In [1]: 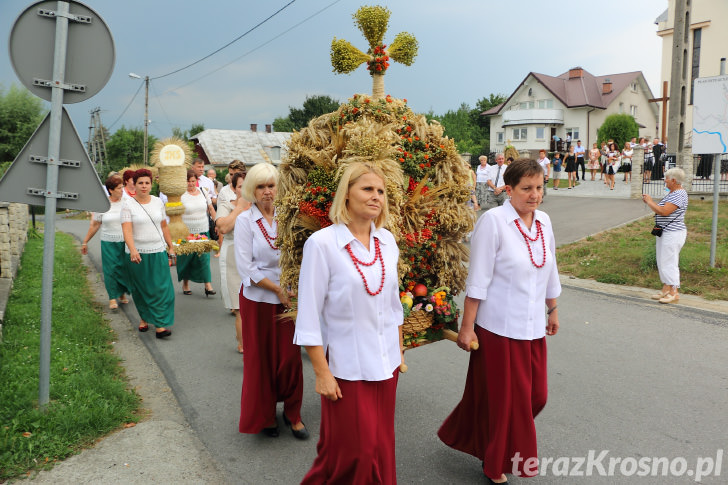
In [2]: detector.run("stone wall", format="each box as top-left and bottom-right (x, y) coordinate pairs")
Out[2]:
(0, 203), (28, 279)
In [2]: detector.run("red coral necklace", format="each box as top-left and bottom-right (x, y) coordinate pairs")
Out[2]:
(514, 219), (546, 268)
(256, 219), (278, 250)
(345, 237), (385, 296)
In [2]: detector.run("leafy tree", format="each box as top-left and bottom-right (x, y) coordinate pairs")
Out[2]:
(188, 123), (205, 138)
(428, 93), (506, 164)
(0, 84), (46, 164)
(273, 95), (341, 132)
(597, 113), (639, 148)
(104, 126), (158, 175)
(171, 126), (187, 140)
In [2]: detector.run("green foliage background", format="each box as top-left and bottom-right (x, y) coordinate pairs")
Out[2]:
(597, 113), (639, 148)
(0, 84), (46, 165)
(273, 95), (342, 132)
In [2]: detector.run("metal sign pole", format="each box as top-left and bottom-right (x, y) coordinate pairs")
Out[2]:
(710, 155), (720, 268)
(39, 1), (71, 408)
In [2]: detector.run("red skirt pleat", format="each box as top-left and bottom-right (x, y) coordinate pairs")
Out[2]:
(437, 326), (547, 479)
(301, 370), (399, 485)
(239, 293), (303, 433)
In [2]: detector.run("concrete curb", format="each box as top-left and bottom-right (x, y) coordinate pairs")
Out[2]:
(560, 274), (728, 320)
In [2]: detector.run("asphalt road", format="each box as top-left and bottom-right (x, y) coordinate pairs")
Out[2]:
(56, 196), (728, 484)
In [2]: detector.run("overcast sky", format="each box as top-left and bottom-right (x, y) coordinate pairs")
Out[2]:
(1, 0), (667, 141)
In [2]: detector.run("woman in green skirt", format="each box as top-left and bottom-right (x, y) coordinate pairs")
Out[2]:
(177, 170), (217, 296)
(121, 168), (176, 338)
(81, 174), (130, 310)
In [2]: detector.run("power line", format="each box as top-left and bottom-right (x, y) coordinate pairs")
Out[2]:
(108, 80), (144, 130)
(150, 0), (297, 81)
(161, 0), (344, 95)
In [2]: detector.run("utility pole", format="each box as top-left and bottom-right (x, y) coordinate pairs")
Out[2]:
(667, 0), (691, 167)
(129, 73), (150, 165)
(87, 107), (107, 171)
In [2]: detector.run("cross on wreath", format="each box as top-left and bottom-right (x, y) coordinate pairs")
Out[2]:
(330, 5), (419, 100)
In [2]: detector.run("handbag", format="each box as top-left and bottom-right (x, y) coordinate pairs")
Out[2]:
(650, 211), (680, 237)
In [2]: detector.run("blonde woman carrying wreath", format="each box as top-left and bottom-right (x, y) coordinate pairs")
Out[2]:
(234, 163), (307, 440)
(295, 162), (404, 484)
(439, 159), (561, 484)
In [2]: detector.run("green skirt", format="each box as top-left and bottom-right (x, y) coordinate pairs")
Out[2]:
(176, 231), (212, 283)
(126, 251), (175, 328)
(100, 240), (131, 300)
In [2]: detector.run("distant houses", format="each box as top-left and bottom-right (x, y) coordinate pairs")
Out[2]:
(482, 67), (658, 154)
(190, 124), (292, 168)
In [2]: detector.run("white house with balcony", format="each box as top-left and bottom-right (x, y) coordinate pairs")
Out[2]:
(483, 67), (658, 154)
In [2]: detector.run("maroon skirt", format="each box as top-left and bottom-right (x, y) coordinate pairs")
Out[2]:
(238, 293), (303, 433)
(438, 326), (547, 479)
(301, 370), (399, 485)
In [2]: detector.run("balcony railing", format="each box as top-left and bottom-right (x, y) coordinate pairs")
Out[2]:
(502, 108), (564, 126)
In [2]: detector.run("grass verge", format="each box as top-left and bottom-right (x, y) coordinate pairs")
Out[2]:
(0, 232), (141, 480)
(557, 200), (728, 300)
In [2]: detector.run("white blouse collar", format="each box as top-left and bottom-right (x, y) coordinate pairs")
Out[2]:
(334, 222), (389, 249)
(500, 199), (547, 227)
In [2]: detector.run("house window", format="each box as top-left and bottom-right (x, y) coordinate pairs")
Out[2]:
(497, 132), (504, 144)
(566, 128), (579, 140)
(536, 127), (545, 140)
(537, 99), (554, 109)
(690, 28), (702, 105)
(630, 105), (638, 117)
(512, 128), (527, 140)
(619, 102), (624, 113)
(519, 101), (534, 110)
(630, 81), (638, 92)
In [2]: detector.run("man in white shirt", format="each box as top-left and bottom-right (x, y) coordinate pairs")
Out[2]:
(484, 153), (507, 210)
(537, 149), (551, 198)
(193, 158), (217, 205)
(573, 140), (586, 181)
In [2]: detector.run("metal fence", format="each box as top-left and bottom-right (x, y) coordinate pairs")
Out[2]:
(641, 153), (728, 197)
(690, 153), (728, 193)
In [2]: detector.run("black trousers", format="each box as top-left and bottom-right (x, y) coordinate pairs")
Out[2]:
(575, 157), (585, 179)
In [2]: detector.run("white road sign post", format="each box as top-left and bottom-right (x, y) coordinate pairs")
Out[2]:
(1, 0), (115, 408)
(692, 75), (728, 268)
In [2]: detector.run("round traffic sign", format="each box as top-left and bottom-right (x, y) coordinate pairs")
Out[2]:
(8, 0), (115, 103)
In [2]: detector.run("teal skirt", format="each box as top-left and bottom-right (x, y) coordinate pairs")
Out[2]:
(125, 251), (175, 328)
(175, 231), (212, 283)
(100, 240), (131, 300)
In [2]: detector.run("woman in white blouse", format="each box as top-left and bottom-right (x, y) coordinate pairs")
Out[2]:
(81, 174), (131, 310)
(121, 169), (176, 338)
(177, 170), (217, 296)
(605, 142), (621, 190)
(215, 170), (251, 354)
(438, 159), (561, 484)
(234, 163), (307, 440)
(295, 162), (404, 484)
(621, 141), (633, 184)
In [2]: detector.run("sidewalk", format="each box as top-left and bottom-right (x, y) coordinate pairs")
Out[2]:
(547, 175), (634, 199)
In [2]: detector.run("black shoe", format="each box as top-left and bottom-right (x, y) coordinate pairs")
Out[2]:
(205, 288), (217, 297)
(155, 329), (172, 339)
(261, 426), (279, 438)
(283, 414), (310, 440)
(182, 290), (192, 295)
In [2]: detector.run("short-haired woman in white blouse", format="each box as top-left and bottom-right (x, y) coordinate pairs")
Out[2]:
(121, 169), (176, 338)
(177, 169), (217, 296)
(438, 158), (561, 484)
(641, 167), (689, 304)
(81, 174), (131, 310)
(234, 163), (306, 439)
(295, 162), (404, 484)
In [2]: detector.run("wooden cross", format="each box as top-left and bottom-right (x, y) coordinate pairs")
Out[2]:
(330, 5), (418, 100)
(648, 81), (670, 141)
